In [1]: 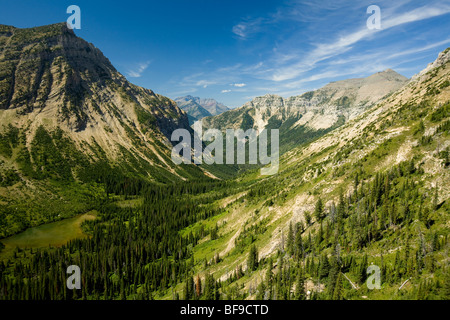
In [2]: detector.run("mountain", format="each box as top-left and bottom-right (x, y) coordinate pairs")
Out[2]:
(202, 70), (408, 153)
(0, 23), (208, 236)
(175, 95), (229, 124)
(185, 48), (449, 299)
(0, 22), (448, 301)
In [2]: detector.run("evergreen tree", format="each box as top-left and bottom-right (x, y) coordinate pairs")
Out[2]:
(318, 255), (330, 279)
(184, 276), (194, 300)
(294, 229), (303, 261)
(195, 275), (202, 298)
(247, 245), (259, 272)
(265, 259), (273, 300)
(295, 267), (306, 300)
(443, 267), (450, 300)
(204, 273), (215, 300)
(287, 222), (294, 256)
(433, 184), (439, 210)
(314, 198), (324, 222)
(332, 272), (344, 300)
(256, 281), (266, 300)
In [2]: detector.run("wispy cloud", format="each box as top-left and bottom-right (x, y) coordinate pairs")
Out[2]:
(383, 4), (450, 28)
(386, 38), (450, 59)
(232, 17), (265, 39)
(196, 80), (216, 88)
(127, 61), (151, 78)
(164, 0), (450, 108)
(270, 3), (450, 82)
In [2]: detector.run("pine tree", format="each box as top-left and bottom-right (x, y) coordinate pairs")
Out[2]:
(287, 222), (294, 256)
(314, 198), (324, 222)
(204, 273), (215, 300)
(247, 245), (259, 272)
(265, 259), (273, 300)
(304, 211), (312, 226)
(184, 276), (194, 300)
(443, 267), (450, 300)
(327, 260), (339, 298)
(295, 267), (306, 300)
(433, 184), (439, 210)
(356, 254), (368, 284)
(256, 281), (266, 300)
(294, 229), (303, 261)
(318, 255), (330, 279)
(332, 272), (344, 300)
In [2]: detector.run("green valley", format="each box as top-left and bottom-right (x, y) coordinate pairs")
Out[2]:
(0, 22), (449, 302)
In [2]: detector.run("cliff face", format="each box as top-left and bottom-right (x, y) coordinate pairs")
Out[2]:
(200, 69), (408, 157)
(203, 69), (408, 133)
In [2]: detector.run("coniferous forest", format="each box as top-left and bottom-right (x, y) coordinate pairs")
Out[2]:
(0, 9), (449, 303)
(1, 157), (449, 300)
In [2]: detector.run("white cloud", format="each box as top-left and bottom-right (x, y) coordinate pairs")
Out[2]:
(232, 83), (246, 87)
(383, 5), (450, 29)
(386, 38), (450, 60)
(127, 61), (150, 78)
(232, 18), (265, 39)
(196, 80), (216, 88)
(269, 4), (450, 82)
(221, 89), (232, 93)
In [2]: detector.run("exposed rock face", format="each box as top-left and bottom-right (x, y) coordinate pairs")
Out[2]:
(0, 23), (202, 182)
(412, 48), (450, 81)
(202, 70), (408, 151)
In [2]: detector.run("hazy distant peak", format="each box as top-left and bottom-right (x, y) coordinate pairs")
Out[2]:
(174, 95), (229, 123)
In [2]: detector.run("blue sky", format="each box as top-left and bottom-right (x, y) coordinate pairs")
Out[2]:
(1, 0), (450, 108)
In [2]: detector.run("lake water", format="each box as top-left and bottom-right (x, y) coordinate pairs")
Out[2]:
(0, 211), (96, 259)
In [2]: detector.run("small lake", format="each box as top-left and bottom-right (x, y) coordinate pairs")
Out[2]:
(0, 211), (96, 259)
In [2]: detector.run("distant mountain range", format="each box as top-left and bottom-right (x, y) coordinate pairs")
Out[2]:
(202, 69), (408, 160)
(174, 95), (229, 124)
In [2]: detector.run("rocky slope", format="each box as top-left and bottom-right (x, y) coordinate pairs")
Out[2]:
(183, 48), (449, 299)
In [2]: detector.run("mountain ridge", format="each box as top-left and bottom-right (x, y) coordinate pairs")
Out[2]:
(200, 68), (408, 176)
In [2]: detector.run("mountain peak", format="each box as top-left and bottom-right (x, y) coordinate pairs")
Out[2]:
(413, 47), (450, 80)
(0, 22), (75, 37)
(381, 68), (402, 76)
(175, 96), (229, 123)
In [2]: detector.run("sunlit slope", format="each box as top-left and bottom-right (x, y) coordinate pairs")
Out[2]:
(182, 48), (449, 299)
